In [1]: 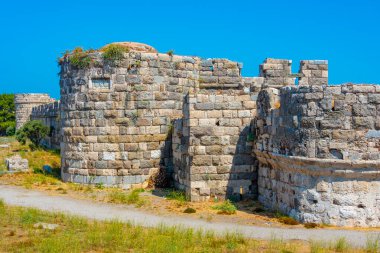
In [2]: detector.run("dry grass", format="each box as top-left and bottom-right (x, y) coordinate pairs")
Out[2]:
(0, 200), (373, 253)
(0, 136), (60, 174)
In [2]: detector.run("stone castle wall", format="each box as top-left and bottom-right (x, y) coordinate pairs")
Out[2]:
(254, 67), (380, 226)
(14, 42), (380, 227)
(59, 52), (190, 187)
(14, 94), (55, 129)
(30, 101), (61, 149)
(173, 90), (258, 201)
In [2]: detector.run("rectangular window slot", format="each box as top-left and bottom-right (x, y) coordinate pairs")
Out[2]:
(92, 78), (111, 89)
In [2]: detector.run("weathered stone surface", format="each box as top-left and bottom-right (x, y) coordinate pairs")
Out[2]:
(16, 45), (380, 227)
(33, 222), (59, 230)
(5, 155), (29, 172)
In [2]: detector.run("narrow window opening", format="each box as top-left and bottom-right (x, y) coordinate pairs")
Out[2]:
(92, 78), (111, 89)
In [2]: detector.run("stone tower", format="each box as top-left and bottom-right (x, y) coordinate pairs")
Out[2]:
(14, 94), (55, 129)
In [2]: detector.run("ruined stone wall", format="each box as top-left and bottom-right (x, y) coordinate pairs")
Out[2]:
(59, 51), (197, 187)
(172, 59), (261, 200)
(255, 83), (380, 160)
(59, 45), (267, 203)
(254, 63), (380, 226)
(14, 94), (55, 129)
(185, 91), (258, 201)
(30, 101), (61, 149)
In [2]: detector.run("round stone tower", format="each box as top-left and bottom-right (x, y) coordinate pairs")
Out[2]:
(59, 42), (186, 187)
(14, 94), (55, 129)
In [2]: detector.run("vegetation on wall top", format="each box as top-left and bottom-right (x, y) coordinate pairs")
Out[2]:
(101, 44), (129, 62)
(58, 44), (130, 69)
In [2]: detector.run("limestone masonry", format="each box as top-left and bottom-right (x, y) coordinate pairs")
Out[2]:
(14, 42), (380, 227)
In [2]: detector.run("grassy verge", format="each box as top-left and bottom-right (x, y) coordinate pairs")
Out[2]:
(107, 188), (146, 207)
(0, 136), (60, 175)
(0, 200), (376, 253)
(212, 200), (237, 215)
(165, 189), (188, 207)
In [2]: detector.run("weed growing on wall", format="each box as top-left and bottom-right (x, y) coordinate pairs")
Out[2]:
(68, 47), (92, 69)
(102, 44), (129, 63)
(166, 50), (174, 56)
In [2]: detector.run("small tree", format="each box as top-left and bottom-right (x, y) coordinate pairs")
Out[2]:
(0, 93), (15, 136)
(16, 120), (49, 149)
(5, 124), (15, 136)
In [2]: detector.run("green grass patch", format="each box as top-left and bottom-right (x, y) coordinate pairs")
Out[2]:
(165, 189), (187, 201)
(165, 189), (188, 207)
(334, 237), (350, 252)
(0, 202), (253, 253)
(0, 201), (370, 252)
(366, 235), (380, 253)
(107, 188), (145, 207)
(211, 200), (237, 215)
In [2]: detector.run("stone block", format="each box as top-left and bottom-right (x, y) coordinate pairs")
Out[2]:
(5, 155), (29, 172)
(352, 85), (375, 93)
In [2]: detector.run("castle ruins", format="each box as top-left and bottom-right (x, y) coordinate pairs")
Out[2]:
(14, 42), (380, 227)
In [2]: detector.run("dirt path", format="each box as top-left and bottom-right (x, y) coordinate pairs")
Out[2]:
(0, 185), (379, 247)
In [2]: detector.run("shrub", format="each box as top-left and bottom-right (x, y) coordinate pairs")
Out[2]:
(5, 124), (15, 136)
(212, 200), (237, 215)
(68, 47), (92, 69)
(0, 93), (15, 136)
(166, 50), (174, 56)
(183, 207), (196, 214)
(15, 120), (49, 148)
(102, 44), (129, 63)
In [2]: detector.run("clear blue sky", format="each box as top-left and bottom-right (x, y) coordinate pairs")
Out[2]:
(0, 0), (379, 98)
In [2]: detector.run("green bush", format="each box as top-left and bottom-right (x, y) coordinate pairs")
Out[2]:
(0, 93), (15, 136)
(5, 124), (15, 136)
(68, 47), (92, 69)
(102, 44), (129, 63)
(15, 120), (49, 149)
(212, 200), (237, 215)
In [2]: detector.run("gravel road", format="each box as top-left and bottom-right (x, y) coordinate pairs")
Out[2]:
(0, 184), (379, 247)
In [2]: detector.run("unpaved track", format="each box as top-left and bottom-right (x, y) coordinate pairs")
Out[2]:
(0, 185), (378, 247)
